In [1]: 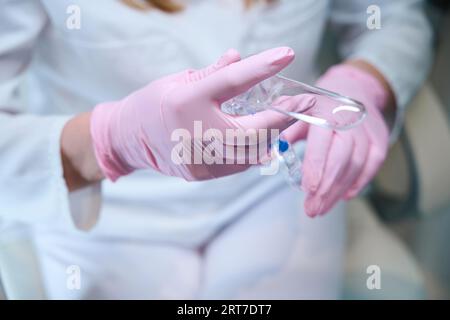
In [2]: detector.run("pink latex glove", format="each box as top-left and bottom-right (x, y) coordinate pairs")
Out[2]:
(90, 47), (316, 181)
(284, 64), (390, 217)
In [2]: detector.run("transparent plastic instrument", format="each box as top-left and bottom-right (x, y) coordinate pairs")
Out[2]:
(271, 138), (304, 186)
(221, 74), (367, 186)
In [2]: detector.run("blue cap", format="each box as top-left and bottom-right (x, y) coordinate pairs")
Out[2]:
(278, 139), (289, 153)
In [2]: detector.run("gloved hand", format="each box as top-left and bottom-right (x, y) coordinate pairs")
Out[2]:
(284, 64), (390, 217)
(90, 47), (316, 181)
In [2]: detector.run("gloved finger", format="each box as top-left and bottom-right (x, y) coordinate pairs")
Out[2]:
(189, 48), (241, 81)
(304, 133), (354, 217)
(345, 115), (389, 198)
(280, 120), (309, 144)
(232, 94), (316, 133)
(274, 95), (310, 143)
(340, 130), (371, 200)
(344, 145), (386, 199)
(197, 47), (295, 103)
(361, 103), (390, 146)
(345, 141), (387, 199)
(315, 129), (369, 213)
(301, 125), (333, 193)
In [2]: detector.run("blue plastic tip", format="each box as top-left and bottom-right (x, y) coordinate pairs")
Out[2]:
(278, 139), (289, 153)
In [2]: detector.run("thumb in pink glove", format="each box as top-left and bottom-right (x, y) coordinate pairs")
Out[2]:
(90, 47), (316, 181)
(283, 64), (390, 217)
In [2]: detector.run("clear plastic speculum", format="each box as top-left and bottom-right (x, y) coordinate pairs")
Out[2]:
(221, 74), (367, 187)
(221, 74), (366, 130)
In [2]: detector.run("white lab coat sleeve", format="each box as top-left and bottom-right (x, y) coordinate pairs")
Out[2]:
(0, 0), (100, 230)
(330, 0), (434, 141)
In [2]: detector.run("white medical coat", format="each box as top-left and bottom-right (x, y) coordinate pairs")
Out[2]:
(0, 0), (432, 299)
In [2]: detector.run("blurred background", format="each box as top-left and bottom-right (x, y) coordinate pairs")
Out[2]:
(340, 0), (450, 299)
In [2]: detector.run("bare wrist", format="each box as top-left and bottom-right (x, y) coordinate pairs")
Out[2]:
(61, 112), (104, 191)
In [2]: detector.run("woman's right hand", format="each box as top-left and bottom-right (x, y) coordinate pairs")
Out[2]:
(88, 47), (315, 182)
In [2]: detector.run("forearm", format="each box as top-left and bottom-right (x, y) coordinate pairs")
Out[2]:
(61, 112), (104, 191)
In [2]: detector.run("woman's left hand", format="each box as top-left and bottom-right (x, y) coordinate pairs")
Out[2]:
(283, 64), (390, 217)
